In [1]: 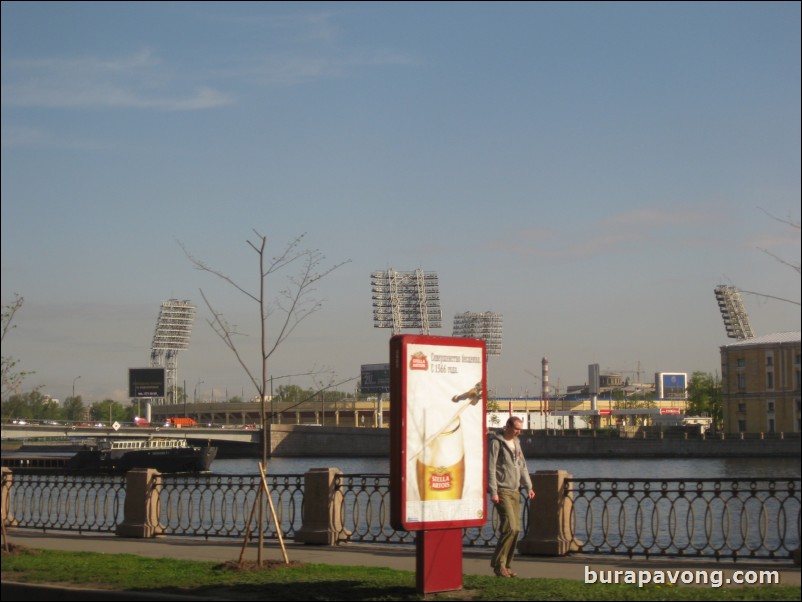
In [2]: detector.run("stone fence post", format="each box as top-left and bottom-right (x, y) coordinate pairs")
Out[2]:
(518, 470), (577, 556)
(1, 467), (18, 528)
(295, 467), (350, 545)
(115, 469), (164, 538)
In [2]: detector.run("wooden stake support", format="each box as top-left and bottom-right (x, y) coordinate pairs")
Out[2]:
(237, 462), (290, 565)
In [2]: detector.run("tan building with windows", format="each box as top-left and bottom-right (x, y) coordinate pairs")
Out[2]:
(720, 331), (801, 434)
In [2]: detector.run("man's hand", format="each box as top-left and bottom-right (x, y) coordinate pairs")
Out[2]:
(491, 494), (499, 503)
(527, 490), (536, 500)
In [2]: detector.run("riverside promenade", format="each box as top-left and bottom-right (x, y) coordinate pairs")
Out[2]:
(2, 529), (799, 600)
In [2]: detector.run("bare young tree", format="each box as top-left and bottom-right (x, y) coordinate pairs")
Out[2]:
(183, 231), (349, 456)
(182, 231), (349, 564)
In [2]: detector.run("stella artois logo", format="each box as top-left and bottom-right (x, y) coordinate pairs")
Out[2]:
(429, 466), (452, 490)
(409, 351), (428, 370)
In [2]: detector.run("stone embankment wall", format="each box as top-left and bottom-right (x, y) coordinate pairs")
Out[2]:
(267, 425), (800, 458)
(518, 431), (800, 458)
(270, 424), (390, 457)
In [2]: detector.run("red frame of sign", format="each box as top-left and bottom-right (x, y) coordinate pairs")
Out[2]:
(390, 334), (487, 531)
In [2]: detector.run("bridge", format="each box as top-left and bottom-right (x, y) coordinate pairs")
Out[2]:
(2, 423), (389, 458)
(1, 423), (261, 444)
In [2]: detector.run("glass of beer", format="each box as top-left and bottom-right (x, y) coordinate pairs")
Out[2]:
(415, 417), (465, 501)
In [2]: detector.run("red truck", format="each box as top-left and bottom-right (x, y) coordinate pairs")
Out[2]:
(165, 417), (198, 428)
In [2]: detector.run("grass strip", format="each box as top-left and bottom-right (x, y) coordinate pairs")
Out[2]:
(1, 547), (799, 601)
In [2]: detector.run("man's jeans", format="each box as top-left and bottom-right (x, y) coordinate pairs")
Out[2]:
(491, 488), (521, 570)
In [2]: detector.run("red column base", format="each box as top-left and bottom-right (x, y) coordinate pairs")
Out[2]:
(416, 528), (463, 594)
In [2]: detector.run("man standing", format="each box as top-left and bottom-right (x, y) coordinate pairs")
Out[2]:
(487, 416), (535, 577)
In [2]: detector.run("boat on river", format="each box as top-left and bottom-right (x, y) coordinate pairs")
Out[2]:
(66, 438), (217, 473)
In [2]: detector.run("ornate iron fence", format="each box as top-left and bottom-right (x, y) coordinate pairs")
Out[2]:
(331, 474), (524, 547)
(156, 473), (304, 539)
(334, 474), (410, 544)
(564, 478), (801, 560)
(3, 472), (126, 533)
(3, 470), (799, 561)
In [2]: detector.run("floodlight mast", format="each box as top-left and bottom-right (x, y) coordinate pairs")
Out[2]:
(714, 286), (754, 340)
(150, 299), (196, 405)
(452, 311), (503, 358)
(371, 269), (442, 334)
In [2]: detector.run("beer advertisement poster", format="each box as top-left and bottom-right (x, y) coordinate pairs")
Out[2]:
(390, 335), (487, 531)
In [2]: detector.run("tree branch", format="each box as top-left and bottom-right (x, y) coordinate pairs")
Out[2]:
(179, 241), (260, 304)
(199, 289), (262, 395)
(268, 375), (359, 419)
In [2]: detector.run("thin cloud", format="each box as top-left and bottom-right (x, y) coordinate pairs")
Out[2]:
(201, 9), (344, 43)
(1, 49), (234, 111)
(481, 227), (617, 261)
(484, 205), (726, 261)
(199, 8), (417, 86)
(0, 123), (109, 150)
(244, 50), (418, 86)
(600, 206), (722, 229)
(749, 229), (802, 248)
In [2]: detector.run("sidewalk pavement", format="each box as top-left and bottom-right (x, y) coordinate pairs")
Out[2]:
(3, 529), (800, 596)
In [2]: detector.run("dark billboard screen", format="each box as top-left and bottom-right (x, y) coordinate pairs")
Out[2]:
(361, 363), (390, 394)
(129, 368), (166, 398)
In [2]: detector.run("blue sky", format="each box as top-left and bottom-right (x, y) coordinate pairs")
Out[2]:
(2, 2), (800, 403)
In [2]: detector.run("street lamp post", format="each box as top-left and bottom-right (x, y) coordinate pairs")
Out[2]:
(193, 380), (204, 424)
(525, 370), (543, 412)
(72, 375), (81, 399)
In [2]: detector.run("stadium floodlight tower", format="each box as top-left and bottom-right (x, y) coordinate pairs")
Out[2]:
(150, 299), (196, 404)
(371, 269), (442, 334)
(452, 311), (503, 359)
(714, 285), (754, 340)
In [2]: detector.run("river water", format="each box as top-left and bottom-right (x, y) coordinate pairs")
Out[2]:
(213, 456), (801, 479)
(6, 447), (798, 479)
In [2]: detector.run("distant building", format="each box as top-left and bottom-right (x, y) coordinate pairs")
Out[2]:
(565, 375), (656, 400)
(720, 331), (801, 434)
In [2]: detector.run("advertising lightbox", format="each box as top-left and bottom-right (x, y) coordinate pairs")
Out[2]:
(390, 335), (487, 531)
(656, 372), (688, 400)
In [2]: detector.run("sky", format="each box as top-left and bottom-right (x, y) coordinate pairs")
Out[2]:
(2, 2), (800, 404)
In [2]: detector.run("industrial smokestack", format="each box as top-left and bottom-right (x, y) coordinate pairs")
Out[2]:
(542, 356), (549, 413)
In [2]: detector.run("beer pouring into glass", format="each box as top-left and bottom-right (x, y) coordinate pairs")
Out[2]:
(413, 383), (482, 501)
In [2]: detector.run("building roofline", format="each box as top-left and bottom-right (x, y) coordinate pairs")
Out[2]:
(720, 331), (800, 349)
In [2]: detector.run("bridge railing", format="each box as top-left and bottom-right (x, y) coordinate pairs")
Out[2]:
(2, 467), (799, 561)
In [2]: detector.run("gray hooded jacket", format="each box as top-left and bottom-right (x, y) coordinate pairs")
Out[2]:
(487, 431), (533, 497)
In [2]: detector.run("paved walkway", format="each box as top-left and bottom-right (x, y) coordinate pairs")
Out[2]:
(2, 529), (799, 598)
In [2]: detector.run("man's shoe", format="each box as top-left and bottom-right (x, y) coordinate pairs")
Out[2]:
(494, 566), (511, 578)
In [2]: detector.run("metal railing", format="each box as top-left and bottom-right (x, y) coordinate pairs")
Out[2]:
(335, 474), (410, 544)
(331, 474), (529, 547)
(3, 473), (126, 533)
(156, 473), (304, 539)
(564, 478), (801, 560)
(3, 470), (799, 560)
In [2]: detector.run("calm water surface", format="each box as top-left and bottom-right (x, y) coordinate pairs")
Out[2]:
(213, 456), (801, 479)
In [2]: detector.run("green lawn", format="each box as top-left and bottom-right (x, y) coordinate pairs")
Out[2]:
(1, 547), (799, 601)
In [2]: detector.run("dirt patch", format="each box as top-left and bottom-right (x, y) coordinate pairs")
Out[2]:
(434, 589), (480, 600)
(0, 542), (34, 557)
(214, 559), (304, 572)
